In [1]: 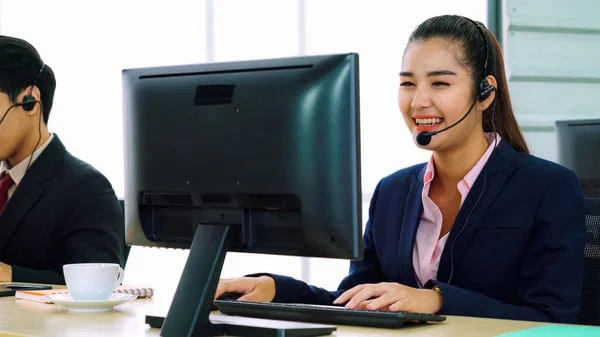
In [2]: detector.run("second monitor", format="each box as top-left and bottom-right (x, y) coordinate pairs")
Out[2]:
(122, 53), (362, 336)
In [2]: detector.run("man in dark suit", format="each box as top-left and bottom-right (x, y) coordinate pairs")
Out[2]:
(0, 35), (124, 284)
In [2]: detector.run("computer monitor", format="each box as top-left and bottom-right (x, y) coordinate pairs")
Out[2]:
(122, 53), (362, 337)
(556, 119), (600, 198)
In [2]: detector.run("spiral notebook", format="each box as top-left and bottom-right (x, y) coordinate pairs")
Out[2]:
(15, 285), (154, 303)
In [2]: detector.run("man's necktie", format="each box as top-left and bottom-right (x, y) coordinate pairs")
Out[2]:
(0, 173), (15, 213)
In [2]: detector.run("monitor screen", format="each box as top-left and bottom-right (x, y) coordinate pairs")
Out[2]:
(123, 53), (362, 260)
(122, 53), (362, 335)
(556, 119), (600, 197)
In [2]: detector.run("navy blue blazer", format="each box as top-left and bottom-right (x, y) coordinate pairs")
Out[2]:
(266, 139), (585, 323)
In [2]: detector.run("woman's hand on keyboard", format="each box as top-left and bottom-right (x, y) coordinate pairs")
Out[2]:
(214, 276), (276, 302)
(332, 282), (443, 314)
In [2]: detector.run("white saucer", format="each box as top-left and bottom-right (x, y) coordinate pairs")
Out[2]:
(48, 293), (137, 313)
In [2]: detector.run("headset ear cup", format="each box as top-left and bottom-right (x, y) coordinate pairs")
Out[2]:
(21, 95), (36, 111)
(479, 79), (495, 101)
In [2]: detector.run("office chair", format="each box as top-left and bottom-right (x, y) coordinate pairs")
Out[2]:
(578, 197), (600, 326)
(118, 199), (132, 268)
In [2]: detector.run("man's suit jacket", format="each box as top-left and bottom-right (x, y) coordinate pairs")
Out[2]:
(0, 135), (124, 284)
(266, 139), (586, 324)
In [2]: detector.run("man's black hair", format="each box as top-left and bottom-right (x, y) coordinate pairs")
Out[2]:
(0, 35), (56, 124)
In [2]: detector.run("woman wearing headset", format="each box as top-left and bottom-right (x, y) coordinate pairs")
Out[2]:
(215, 15), (585, 323)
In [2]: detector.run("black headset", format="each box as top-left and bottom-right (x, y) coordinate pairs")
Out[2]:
(15, 62), (45, 111)
(0, 61), (47, 175)
(0, 62), (44, 126)
(445, 19), (498, 286)
(466, 18), (495, 102)
(415, 19), (497, 147)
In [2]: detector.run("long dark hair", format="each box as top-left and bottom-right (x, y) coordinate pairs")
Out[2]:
(408, 15), (530, 154)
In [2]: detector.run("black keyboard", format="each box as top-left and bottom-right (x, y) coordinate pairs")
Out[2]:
(214, 300), (446, 329)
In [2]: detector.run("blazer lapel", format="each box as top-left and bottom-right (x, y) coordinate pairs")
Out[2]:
(397, 166), (426, 288)
(437, 140), (516, 283)
(0, 136), (65, 251)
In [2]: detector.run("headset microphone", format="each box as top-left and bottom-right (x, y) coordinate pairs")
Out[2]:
(416, 130), (434, 147)
(416, 98), (478, 146)
(415, 80), (495, 146)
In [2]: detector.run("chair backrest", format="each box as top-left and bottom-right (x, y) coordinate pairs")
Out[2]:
(118, 199), (132, 268)
(578, 197), (600, 325)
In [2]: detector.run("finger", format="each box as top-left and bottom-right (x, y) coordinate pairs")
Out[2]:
(355, 299), (374, 310)
(213, 279), (250, 300)
(345, 285), (388, 309)
(357, 300), (391, 312)
(237, 292), (262, 302)
(333, 285), (365, 304)
(214, 281), (241, 300)
(365, 292), (398, 311)
(214, 283), (228, 300)
(388, 297), (409, 312)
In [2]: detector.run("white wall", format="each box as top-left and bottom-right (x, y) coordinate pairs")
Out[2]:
(503, 0), (600, 162)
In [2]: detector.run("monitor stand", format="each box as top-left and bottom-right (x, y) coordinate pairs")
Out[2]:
(146, 224), (336, 337)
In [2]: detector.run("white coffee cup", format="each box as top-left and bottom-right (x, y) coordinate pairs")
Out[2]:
(63, 263), (124, 301)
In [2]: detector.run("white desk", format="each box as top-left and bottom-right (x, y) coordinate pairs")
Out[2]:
(0, 285), (557, 336)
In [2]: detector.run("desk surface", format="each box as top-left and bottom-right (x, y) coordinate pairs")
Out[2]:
(0, 291), (555, 337)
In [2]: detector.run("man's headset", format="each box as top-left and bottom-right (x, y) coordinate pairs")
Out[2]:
(0, 62), (45, 174)
(0, 62), (45, 125)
